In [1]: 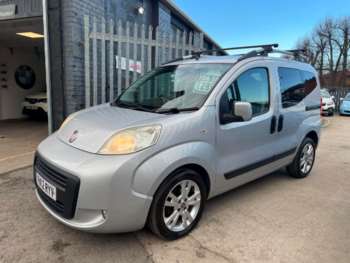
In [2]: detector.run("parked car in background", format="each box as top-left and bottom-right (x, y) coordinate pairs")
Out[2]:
(320, 89), (335, 116)
(22, 92), (48, 119)
(340, 93), (350, 116)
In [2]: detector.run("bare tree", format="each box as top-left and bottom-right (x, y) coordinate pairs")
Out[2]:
(295, 16), (350, 87)
(338, 17), (350, 87)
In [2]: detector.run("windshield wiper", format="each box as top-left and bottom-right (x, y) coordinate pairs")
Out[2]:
(156, 107), (199, 114)
(114, 100), (155, 112)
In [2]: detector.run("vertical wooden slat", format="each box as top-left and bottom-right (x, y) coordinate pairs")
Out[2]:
(147, 25), (153, 72)
(188, 31), (193, 55)
(125, 21), (130, 89)
(182, 31), (186, 57)
(162, 32), (166, 64)
(101, 18), (106, 103)
(168, 32), (172, 62)
(132, 22), (138, 83)
(140, 24), (145, 75)
(109, 19), (114, 102)
(199, 32), (204, 50)
(117, 20), (122, 96)
(92, 18), (98, 106)
(175, 29), (180, 59)
(147, 25), (153, 99)
(84, 15), (90, 108)
(155, 27), (160, 68)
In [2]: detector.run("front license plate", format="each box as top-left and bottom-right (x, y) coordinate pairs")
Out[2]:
(36, 172), (57, 201)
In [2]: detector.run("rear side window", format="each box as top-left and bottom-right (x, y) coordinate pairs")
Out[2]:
(220, 67), (270, 123)
(278, 67), (317, 108)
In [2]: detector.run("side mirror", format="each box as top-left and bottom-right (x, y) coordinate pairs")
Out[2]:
(233, 101), (253, 122)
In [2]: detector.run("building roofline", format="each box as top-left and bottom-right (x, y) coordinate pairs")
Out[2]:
(160, 0), (224, 50)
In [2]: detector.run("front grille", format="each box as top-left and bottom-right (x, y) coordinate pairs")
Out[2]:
(34, 154), (80, 219)
(345, 110), (350, 113)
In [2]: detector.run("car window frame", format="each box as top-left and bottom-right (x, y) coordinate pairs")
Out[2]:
(218, 66), (271, 125)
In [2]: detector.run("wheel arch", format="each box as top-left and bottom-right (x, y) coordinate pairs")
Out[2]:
(164, 163), (211, 197)
(305, 130), (319, 147)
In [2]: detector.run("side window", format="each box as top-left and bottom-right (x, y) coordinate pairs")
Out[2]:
(278, 67), (317, 108)
(302, 70), (317, 96)
(220, 68), (270, 124)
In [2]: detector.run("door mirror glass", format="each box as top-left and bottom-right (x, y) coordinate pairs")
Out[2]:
(233, 101), (253, 122)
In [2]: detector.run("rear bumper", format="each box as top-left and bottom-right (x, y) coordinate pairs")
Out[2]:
(34, 134), (153, 233)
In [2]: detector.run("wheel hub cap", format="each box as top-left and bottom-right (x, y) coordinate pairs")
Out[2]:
(300, 143), (314, 174)
(162, 179), (202, 232)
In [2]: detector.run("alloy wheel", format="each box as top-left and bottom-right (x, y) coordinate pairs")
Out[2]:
(300, 143), (315, 174)
(162, 179), (202, 232)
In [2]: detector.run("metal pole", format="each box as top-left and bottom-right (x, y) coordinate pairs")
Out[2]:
(42, 0), (53, 134)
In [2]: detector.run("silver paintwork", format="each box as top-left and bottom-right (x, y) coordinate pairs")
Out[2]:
(35, 55), (321, 233)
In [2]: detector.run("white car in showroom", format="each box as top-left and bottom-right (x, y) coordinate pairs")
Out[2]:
(22, 92), (48, 118)
(321, 89), (335, 116)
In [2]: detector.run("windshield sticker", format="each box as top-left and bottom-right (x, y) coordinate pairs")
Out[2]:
(193, 74), (220, 94)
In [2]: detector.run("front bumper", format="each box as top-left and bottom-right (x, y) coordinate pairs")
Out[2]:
(340, 108), (350, 115)
(34, 134), (153, 233)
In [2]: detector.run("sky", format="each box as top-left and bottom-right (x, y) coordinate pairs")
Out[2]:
(173, 0), (350, 51)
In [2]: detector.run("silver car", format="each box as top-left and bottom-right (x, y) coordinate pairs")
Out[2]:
(34, 49), (321, 240)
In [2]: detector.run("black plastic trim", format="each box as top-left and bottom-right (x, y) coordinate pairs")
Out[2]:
(224, 147), (297, 180)
(277, 115), (284, 132)
(305, 105), (320, 111)
(270, 116), (277, 134)
(34, 153), (80, 219)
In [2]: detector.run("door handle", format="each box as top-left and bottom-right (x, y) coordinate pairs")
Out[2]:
(278, 115), (284, 132)
(270, 116), (277, 134)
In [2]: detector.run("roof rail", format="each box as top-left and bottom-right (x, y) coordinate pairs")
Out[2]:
(162, 44), (307, 65)
(191, 43), (279, 60)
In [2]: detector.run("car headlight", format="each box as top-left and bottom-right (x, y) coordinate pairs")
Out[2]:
(99, 125), (162, 155)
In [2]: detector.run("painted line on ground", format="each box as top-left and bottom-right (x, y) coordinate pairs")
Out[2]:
(0, 151), (35, 162)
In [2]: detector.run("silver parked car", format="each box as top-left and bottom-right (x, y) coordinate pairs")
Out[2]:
(34, 45), (321, 240)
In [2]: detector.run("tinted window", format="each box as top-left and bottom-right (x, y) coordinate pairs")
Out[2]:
(220, 68), (270, 123)
(302, 71), (317, 96)
(278, 67), (317, 108)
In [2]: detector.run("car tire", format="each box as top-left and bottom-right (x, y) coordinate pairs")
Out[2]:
(287, 137), (316, 179)
(148, 168), (207, 240)
(328, 109), (334, 116)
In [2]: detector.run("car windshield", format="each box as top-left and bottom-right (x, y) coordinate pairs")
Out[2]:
(344, 94), (350, 101)
(113, 63), (232, 113)
(321, 90), (331, 98)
